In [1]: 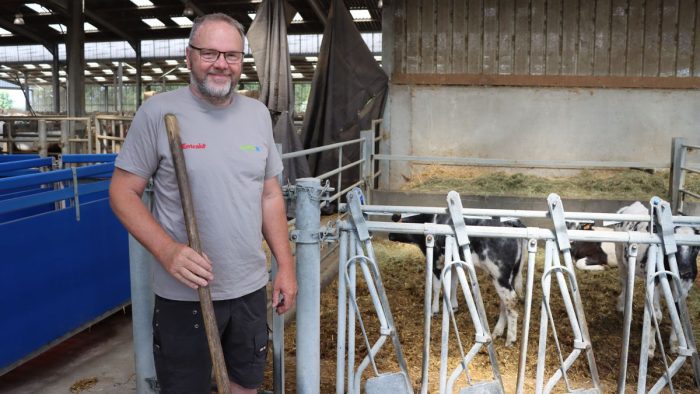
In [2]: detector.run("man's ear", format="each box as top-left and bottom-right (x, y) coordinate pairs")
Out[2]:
(185, 47), (192, 69)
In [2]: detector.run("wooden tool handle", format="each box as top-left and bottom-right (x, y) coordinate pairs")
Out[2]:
(164, 113), (230, 394)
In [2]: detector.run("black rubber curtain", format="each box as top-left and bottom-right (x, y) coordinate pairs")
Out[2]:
(300, 0), (389, 192)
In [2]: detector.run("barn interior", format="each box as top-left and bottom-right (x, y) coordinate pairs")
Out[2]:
(1, 1), (700, 393)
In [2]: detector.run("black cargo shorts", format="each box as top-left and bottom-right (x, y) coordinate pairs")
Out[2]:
(152, 286), (268, 393)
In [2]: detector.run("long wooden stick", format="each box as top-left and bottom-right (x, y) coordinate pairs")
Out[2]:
(164, 113), (230, 394)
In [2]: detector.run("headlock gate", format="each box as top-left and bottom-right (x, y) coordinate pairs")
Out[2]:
(303, 187), (700, 394)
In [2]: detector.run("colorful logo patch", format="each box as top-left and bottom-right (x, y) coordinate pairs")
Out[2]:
(240, 145), (263, 152)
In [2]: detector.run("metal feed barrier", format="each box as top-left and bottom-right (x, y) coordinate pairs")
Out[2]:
(324, 189), (700, 393)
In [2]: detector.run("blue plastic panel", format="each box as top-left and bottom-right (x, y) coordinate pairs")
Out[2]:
(0, 154), (40, 163)
(0, 197), (130, 373)
(61, 154), (117, 164)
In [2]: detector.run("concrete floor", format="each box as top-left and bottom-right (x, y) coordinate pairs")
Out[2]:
(0, 311), (137, 394)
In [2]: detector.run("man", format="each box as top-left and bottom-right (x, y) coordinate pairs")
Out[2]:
(109, 13), (297, 394)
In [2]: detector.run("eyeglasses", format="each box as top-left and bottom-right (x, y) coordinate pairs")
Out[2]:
(189, 45), (244, 64)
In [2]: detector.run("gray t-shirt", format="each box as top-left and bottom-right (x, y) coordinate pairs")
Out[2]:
(115, 87), (283, 301)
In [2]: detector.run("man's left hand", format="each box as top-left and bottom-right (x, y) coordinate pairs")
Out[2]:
(272, 266), (297, 314)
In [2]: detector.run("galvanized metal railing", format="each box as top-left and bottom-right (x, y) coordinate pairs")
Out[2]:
(670, 137), (700, 214)
(280, 118), (383, 210)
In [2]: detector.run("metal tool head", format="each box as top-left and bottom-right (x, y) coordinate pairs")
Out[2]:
(365, 372), (412, 394)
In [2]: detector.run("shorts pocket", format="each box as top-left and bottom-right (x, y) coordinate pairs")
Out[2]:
(253, 329), (269, 362)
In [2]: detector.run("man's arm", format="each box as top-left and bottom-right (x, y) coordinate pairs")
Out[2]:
(109, 167), (213, 289)
(261, 176), (297, 314)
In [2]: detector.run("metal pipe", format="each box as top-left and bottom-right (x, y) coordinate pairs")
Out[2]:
(37, 120), (47, 157)
(336, 220), (700, 245)
(273, 145), (285, 394)
(617, 244), (639, 394)
(336, 230), (348, 394)
(128, 189), (158, 394)
(516, 239), (538, 394)
(419, 234), (434, 394)
(535, 240), (556, 393)
(637, 243), (660, 393)
(341, 203), (700, 225)
(347, 231), (357, 393)
(294, 178), (322, 394)
(281, 137), (363, 159)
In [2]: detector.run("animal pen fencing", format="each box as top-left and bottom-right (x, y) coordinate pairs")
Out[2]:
(0, 154), (129, 375)
(321, 189), (700, 393)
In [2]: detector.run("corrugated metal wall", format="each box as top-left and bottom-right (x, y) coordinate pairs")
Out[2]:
(391, 0), (700, 87)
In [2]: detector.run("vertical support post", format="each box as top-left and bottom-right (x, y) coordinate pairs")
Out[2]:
(272, 144), (285, 394)
(38, 119), (47, 157)
(617, 244), (638, 394)
(117, 62), (124, 114)
(669, 138), (686, 214)
(294, 178), (322, 394)
(535, 240), (556, 394)
(419, 233), (435, 394)
(7, 122), (14, 154)
(336, 228), (349, 394)
(86, 117), (93, 154)
(637, 244), (659, 393)
(95, 118), (102, 154)
(516, 238), (538, 394)
(360, 129), (373, 204)
(129, 188), (158, 393)
(60, 120), (70, 154)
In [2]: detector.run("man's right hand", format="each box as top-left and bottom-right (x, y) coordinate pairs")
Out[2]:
(161, 242), (214, 289)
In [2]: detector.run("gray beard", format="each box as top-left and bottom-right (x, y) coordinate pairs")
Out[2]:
(191, 73), (234, 103)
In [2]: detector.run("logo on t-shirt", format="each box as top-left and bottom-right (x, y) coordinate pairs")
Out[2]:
(181, 143), (206, 149)
(240, 145), (263, 152)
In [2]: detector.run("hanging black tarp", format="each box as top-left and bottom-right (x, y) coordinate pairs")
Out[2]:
(300, 0), (388, 192)
(248, 0), (310, 184)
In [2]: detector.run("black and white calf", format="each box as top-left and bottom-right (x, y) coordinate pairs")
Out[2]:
(567, 221), (618, 271)
(388, 213), (525, 346)
(614, 201), (699, 358)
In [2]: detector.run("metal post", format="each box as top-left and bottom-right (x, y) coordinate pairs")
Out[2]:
(294, 177), (322, 394)
(516, 238), (538, 394)
(669, 138), (686, 214)
(86, 117), (93, 154)
(419, 234), (434, 394)
(617, 244), (638, 394)
(272, 144), (285, 394)
(117, 62), (124, 114)
(336, 229), (349, 394)
(360, 129), (373, 203)
(129, 189), (158, 394)
(95, 118), (102, 154)
(38, 119), (47, 157)
(637, 243), (659, 393)
(7, 122), (14, 154)
(60, 120), (70, 154)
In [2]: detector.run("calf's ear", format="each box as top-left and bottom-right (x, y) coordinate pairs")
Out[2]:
(391, 213), (402, 222)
